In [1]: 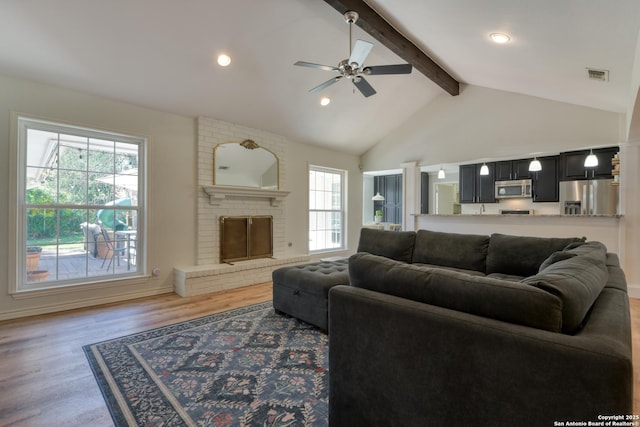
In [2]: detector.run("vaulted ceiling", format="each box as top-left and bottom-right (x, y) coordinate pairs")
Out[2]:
(1, 0), (639, 155)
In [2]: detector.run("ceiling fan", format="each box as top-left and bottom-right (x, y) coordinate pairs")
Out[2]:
(294, 11), (412, 98)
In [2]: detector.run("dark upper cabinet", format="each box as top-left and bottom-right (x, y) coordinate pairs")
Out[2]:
(496, 159), (532, 181)
(514, 160), (532, 180)
(532, 156), (559, 202)
(459, 164), (477, 203)
(477, 164), (496, 203)
(560, 147), (619, 180)
(459, 163), (496, 203)
(495, 161), (513, 181)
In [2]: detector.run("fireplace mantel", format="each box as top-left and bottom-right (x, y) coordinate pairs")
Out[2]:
(202, 185), (290, 206)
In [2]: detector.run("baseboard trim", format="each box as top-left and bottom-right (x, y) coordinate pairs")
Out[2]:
(0, 286), (175, 321)
(628, 284), (640, 299)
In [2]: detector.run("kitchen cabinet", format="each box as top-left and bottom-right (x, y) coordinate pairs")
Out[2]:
(459, 165), (476, 203)
(459, 163), (496, 203)
(532, 156), (559, 202)
(495, 159), (532, 181)
(560, 147), (619, 180)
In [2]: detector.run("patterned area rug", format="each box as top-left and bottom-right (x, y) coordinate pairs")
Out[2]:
(84, 302), (328, 426)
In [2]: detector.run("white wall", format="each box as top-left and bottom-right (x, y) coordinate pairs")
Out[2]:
(286, 141), (362, 259)
(361, 85), (622, 171)
(0, 73), (197, 319)
(0, 74), (362, 319)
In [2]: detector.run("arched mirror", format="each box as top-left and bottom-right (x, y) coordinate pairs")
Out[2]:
(213, 140), (279, 189)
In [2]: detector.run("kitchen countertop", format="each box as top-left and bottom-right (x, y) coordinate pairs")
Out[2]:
(413, 213), (623, 218)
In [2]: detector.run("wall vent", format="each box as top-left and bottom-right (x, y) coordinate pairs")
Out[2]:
(587, 68), (609, 82)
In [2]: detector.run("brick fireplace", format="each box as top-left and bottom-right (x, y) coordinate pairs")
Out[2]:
(174, 117), (309, 296)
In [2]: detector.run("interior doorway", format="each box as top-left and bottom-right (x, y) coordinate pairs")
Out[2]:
(435, 183), (460, 215)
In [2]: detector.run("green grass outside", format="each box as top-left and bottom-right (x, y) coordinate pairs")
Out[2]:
(27, 233), (85, 251)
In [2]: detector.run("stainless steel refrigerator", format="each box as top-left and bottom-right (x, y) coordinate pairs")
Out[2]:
(559, 179), (619, 215)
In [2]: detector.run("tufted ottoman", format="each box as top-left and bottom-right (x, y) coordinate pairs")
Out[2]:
(272, 259), (349, 331)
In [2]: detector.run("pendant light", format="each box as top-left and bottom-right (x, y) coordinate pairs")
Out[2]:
(437, 167), (445, 179)
(528, 157), (542, 172)
(372, 192), (385, 201)
(479, 163), (489, 176)
(584, 149), (598, 167)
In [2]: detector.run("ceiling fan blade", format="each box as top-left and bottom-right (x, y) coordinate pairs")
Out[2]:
(353, 77), (376, 97)
(294, 61), (340, 72)
(309, 76), (343, 93)
(364, 63), (413, 75)
(348, 39), (373, 68)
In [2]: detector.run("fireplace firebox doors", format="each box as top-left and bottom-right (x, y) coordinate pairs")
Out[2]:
(220, 215), (273, 263)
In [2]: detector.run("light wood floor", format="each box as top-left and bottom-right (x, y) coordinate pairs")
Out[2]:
(0, 284), (638, 427)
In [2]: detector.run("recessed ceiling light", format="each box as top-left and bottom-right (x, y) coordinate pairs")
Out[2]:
(320, 97), (331, 106)
(217, 54), (231, 67)
(490, 33), (511, 44)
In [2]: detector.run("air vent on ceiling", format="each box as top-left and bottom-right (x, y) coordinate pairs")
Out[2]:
(587, 68), (609, 82)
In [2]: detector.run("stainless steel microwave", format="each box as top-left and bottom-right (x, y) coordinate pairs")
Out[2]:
(495, 179), (532, 199)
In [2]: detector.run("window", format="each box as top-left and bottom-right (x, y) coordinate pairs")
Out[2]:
(309, 166), (346, 252)
(11, 116), (146, 293)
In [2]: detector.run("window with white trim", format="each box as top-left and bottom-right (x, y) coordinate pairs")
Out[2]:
(12, 116), (146, 293)
(309, 166), (346, 252)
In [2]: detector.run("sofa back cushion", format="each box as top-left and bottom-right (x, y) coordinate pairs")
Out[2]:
(349, 252), (563, 332)
(357, 228), (416, 263)
(486, 233), (585, 276)
(521, 241), (608, 333)
(412, 230), (489, 272)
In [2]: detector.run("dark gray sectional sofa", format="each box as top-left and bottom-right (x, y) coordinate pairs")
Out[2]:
(329, 228), (632, 427)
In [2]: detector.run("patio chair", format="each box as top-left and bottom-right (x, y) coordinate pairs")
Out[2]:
(100, 227), (126, 270)
(80, 222), (100, 258)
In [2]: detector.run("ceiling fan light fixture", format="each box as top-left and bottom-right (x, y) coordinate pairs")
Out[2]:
(490, 33), (511, 44)
(217, 54), (231, 67)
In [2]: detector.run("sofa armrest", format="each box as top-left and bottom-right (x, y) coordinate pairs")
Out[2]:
(328, 285), (632, 427)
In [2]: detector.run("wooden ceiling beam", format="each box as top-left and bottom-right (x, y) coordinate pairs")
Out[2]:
(323, 0), (460, 96)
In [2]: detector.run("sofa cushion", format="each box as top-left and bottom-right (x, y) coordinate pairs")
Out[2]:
(564, 240), (607, 258)
(413, 263), (486, 277)
(411, 230), (489, 273)
(349, 252), (563, 332)
(521, 243), (608, 333)
(538, 251), (577, 273)
(486, 233), (585, 276)
(487, 272), (525, 282)
(357, 228), (416, 263)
